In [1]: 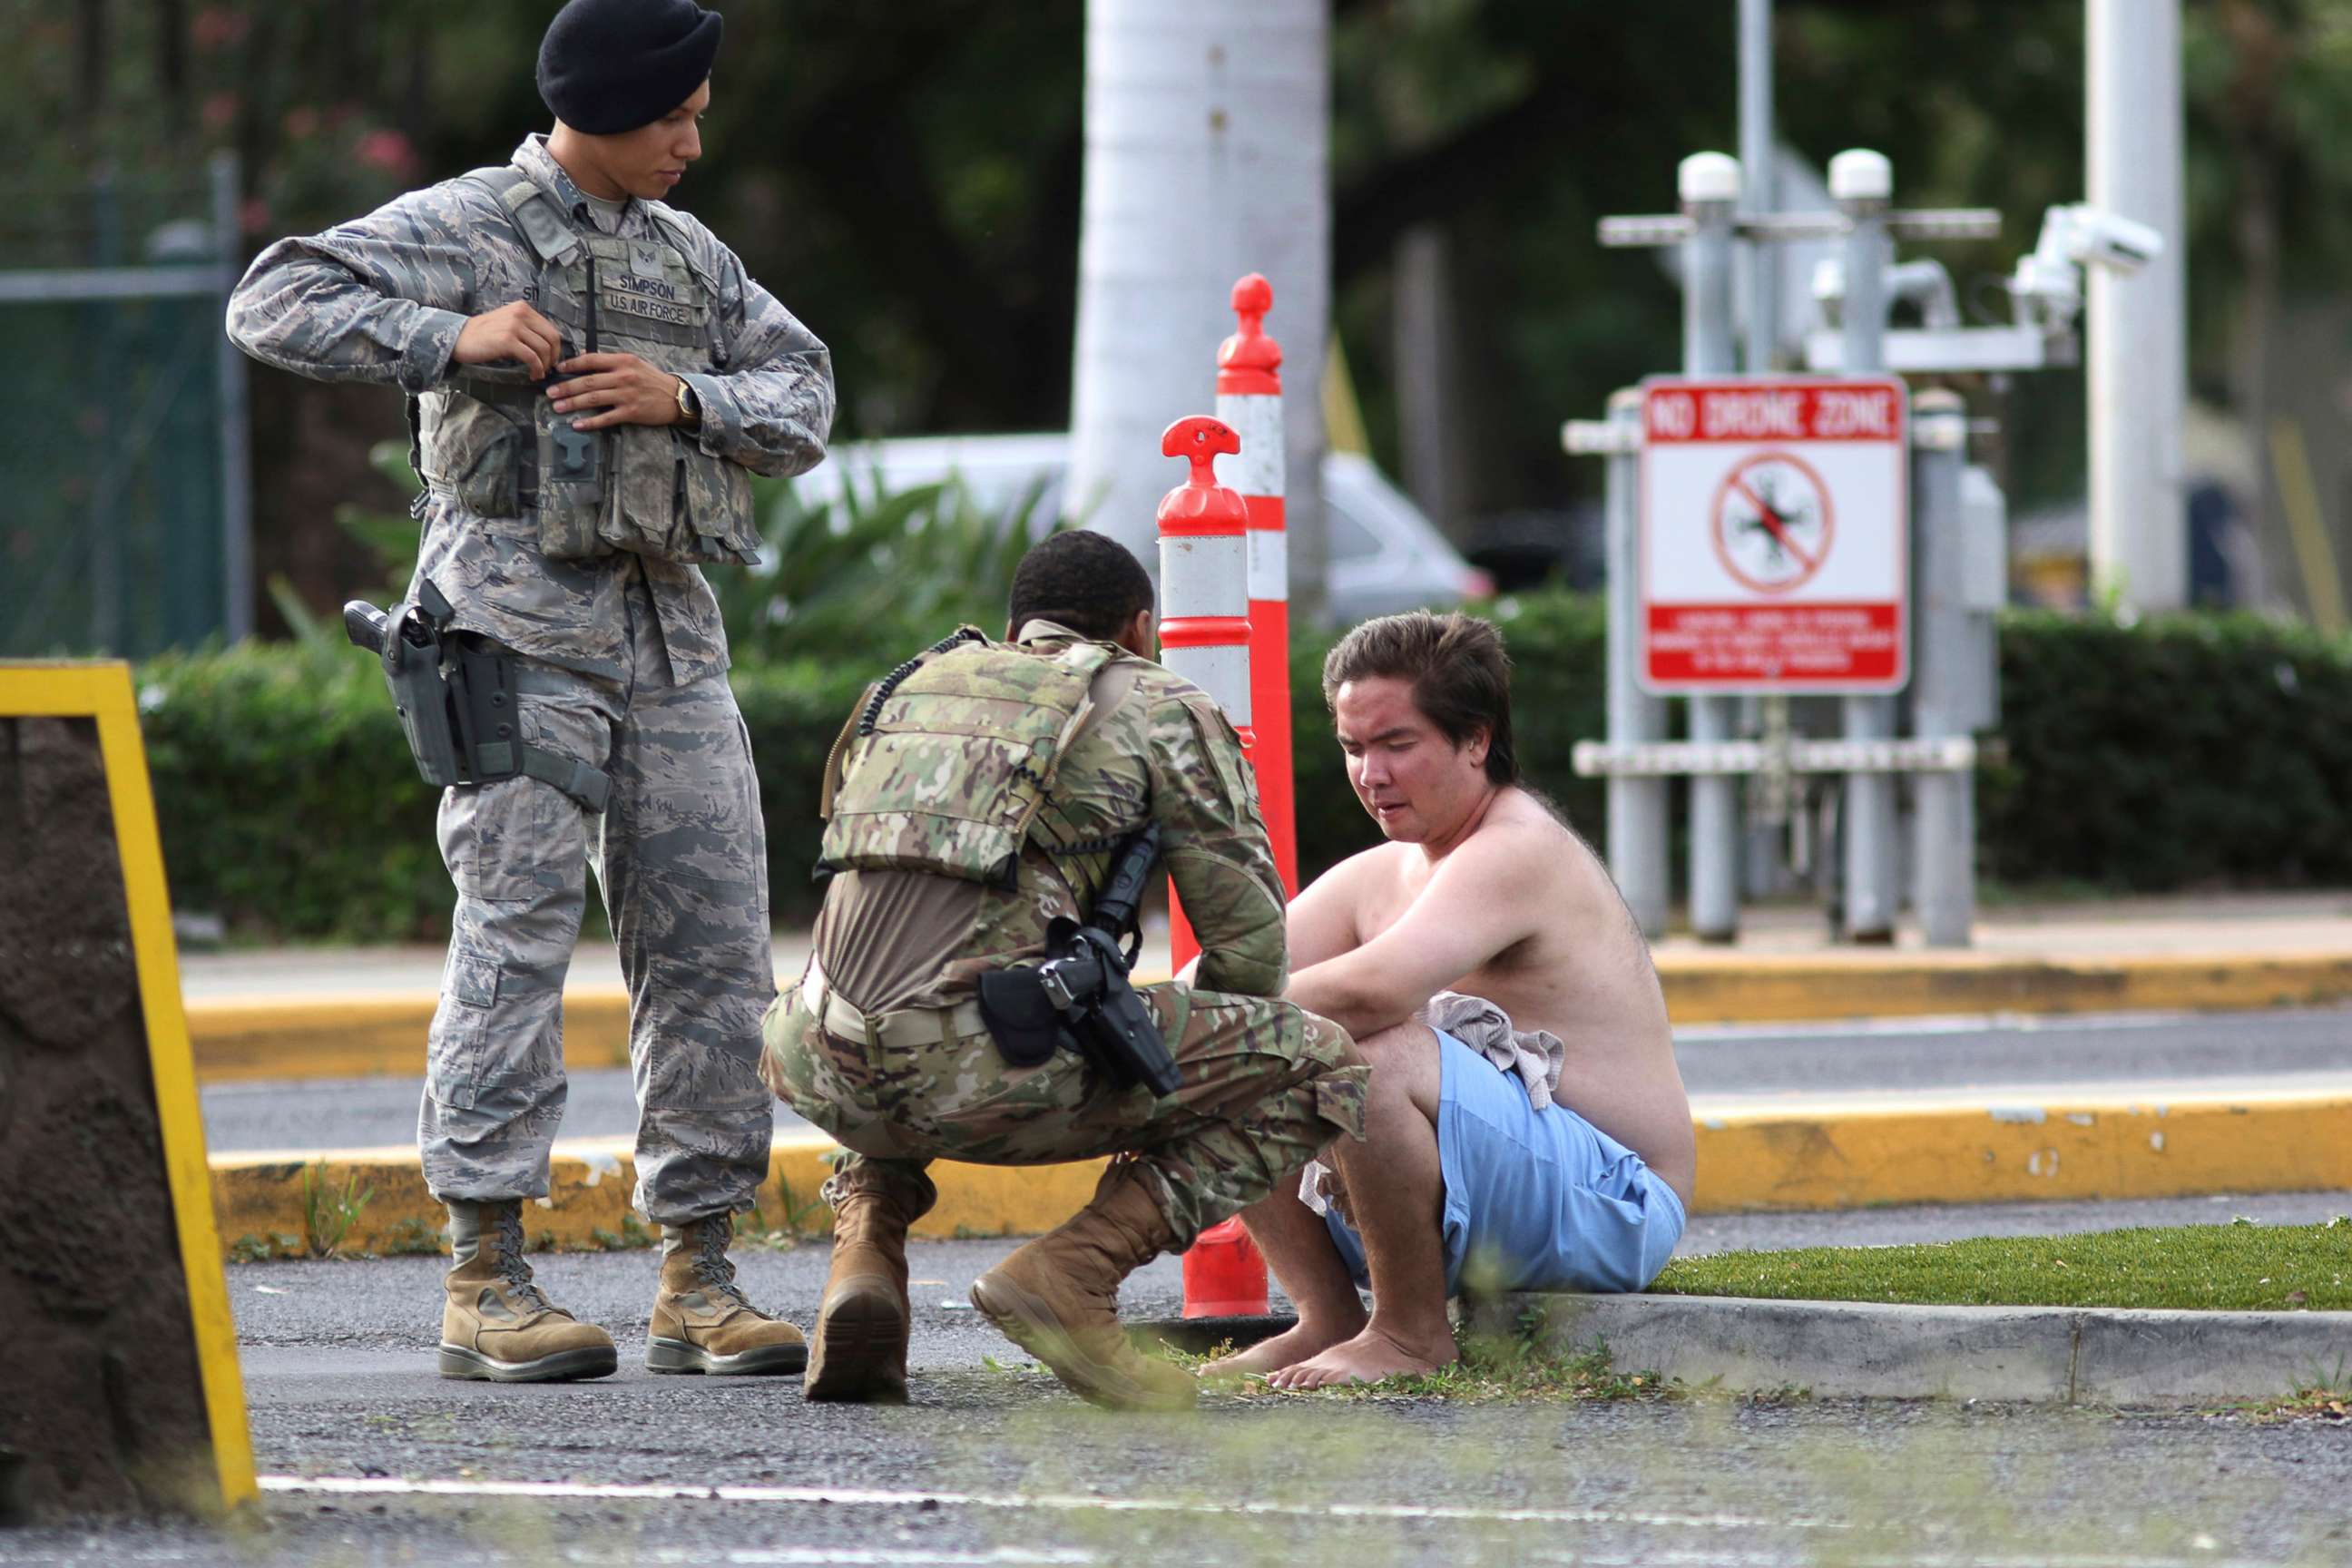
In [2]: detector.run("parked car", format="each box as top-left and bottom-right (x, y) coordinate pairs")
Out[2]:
(782, 433), (1491, 624)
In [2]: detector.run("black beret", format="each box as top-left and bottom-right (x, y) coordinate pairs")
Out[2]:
(536, 0), (722, 136)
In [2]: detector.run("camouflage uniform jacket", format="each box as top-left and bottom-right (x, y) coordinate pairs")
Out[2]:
(812, 621), (1289, 1013)
(225, 134), (834, 684)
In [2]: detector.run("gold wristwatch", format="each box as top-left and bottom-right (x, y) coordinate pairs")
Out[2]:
(673, 376), (701, 429)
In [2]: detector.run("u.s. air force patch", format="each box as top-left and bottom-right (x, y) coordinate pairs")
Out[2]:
(602, 270), (700, 328)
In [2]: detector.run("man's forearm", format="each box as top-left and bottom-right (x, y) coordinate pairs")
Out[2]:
(676, 354), (833, 477)
(1286, 956), (1417, 1040)
(228, 251), (468, 391)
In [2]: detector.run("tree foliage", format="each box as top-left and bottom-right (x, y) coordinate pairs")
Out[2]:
(22, 2), (2352, 615)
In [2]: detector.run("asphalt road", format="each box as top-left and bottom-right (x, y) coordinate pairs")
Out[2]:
(197, 1006), (2352, 1154)
(61, 1008), (2349, 1564)
(11, 1208), (2352, 1568)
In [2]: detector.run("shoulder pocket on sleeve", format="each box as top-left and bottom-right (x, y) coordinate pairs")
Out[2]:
(1180, 695), (1262, 818)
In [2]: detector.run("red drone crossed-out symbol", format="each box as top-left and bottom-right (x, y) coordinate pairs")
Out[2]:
(1709, 450), (1835, 595)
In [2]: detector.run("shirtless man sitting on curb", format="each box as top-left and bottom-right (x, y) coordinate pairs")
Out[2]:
(1207, 610), (1695, 1390)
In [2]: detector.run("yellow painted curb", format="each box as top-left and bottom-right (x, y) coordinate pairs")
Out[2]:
(1656, 948), (2352, 1024)
(209, 1133), (1109, 1258)
(1691, 1087), (2352, 1212)
(186, 951), (2352, 1085)
(209, 1090), (2352, 1259)
(189, 989), (633, 1083)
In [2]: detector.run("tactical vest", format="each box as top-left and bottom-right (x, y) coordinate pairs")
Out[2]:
(410, 164), (761, 568)
(818, 632), (1121, 887)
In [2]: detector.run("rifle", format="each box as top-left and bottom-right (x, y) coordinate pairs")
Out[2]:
(976, 825), (1182, 1098)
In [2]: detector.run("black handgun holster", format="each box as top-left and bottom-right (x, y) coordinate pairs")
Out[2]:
(368, 586), (612, 814)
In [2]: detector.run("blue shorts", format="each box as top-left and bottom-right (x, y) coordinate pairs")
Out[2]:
(1323, 1030), (1686, 1297)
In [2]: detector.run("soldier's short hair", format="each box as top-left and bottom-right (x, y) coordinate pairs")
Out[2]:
(1321, 610), (1519, 786)
(1008, 529), (1155, 642)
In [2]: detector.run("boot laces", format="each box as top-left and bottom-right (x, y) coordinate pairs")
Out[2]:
(693, 1220), (756, 1311)
(494, 1205), (554, 1314)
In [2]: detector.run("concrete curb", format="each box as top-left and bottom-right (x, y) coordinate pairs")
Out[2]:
(209, 1132), (1109, 1259)
(1500, 1292), (2352, 1405)
(1653, 947), (2352, 1025)
(1689, 1085), (2352, 1211)
(181, 948), (2352, 1083)
(188, 989), (633, 1083)
(205, 1086), (2352, 1259)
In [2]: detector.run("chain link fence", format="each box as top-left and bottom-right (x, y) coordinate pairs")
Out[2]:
(0, 154), (250, 659)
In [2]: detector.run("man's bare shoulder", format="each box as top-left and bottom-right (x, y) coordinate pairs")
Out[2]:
(1449, 788), (1578, 871)
(1464, 789), (1628, 906)
(1300, 838), (1410, 898)
(1488, 787), (1655, 943)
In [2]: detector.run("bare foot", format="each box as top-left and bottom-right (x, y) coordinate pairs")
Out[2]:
(1197, 1317), (1363, 1381)
(1263, 1325), (1457, 1391)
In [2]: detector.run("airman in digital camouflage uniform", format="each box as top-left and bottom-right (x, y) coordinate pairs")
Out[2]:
(762, 531), (1369, 1411)
(227, 0), (833, 1384)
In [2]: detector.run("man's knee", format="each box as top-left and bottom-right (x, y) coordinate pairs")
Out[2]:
(1352, 1020), (1437, 1071)
(1348, 1021), (1442, 1116)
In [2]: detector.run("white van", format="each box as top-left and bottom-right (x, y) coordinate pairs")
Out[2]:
(784, 434), (1490, 624)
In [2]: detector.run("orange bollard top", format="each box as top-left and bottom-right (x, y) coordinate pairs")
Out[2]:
(1218, 274), (1282, 394)
(1155, 416), (1250, 536)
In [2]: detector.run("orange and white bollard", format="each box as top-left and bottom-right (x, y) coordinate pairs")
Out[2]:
(1216, 274), (1298, 896)
(1190, 278), (1291, 1318)
(1153, 414), (1254, 752)
(1159, 413), (1253, 977)
(1154, 415), (1274, 1319)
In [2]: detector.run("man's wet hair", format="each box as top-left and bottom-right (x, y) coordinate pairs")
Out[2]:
(1007, 529), (1155, 642)
(1321, 610), (1520, 787)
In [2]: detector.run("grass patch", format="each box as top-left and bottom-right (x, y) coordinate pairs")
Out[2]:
(226, 1231), (301, 1263)
(589, 1212), (656, 1252)
(737, 1178), (831, 1251)
(1652, 1218), (2352, 1311)
(374, 1215), (445, 1257)
(1183, 1314), (1678, 1404)
(299, 1162), (375, 1259)
(2229, 1386), (2352, 1424)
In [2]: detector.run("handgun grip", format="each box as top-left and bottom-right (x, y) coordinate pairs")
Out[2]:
(343, 601), (389, 655)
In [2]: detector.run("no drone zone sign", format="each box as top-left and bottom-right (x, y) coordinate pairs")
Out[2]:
(1639, 376), (1910, 693)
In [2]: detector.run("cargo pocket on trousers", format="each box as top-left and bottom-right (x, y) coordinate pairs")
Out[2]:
(426, 945), (502, 1111)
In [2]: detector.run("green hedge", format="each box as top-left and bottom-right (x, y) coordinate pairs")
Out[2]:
(1982, 609), (2352, 888)
(134, 597), (2352, 941)
(139, 642), (871, 940)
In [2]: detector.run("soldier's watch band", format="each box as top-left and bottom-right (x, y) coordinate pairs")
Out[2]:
(673, 376), (701, 429)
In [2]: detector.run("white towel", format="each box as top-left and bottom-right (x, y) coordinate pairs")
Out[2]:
(1298, 992), (1563, 1217)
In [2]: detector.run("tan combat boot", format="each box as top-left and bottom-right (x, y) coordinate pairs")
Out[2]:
(647, 1212), (809, 1376)
(438, 1199), (617, 1383)
(804, 1187), (920, 1403)
(969, 1161), (1197, 1412)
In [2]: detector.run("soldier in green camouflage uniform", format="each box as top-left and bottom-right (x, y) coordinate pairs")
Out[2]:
(227, 0), (828, 1384)
(763, 531), (1368, 1411)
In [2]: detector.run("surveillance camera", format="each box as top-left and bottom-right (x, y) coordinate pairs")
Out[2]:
(2041, 203), (2165, 276)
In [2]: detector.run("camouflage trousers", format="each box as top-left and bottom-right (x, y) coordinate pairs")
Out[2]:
(760, 975), (1368, 1248)
(421, 571), (776, 1225)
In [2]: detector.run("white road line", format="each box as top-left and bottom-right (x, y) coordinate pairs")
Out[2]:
(260, 1474), (1841, 1533)
(1528, 1553), (2279, 1568)
(7, 1552), (1095, 1568)
(250, 1480), (2285, 1568)
(578, 1552), (1096, 1566)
